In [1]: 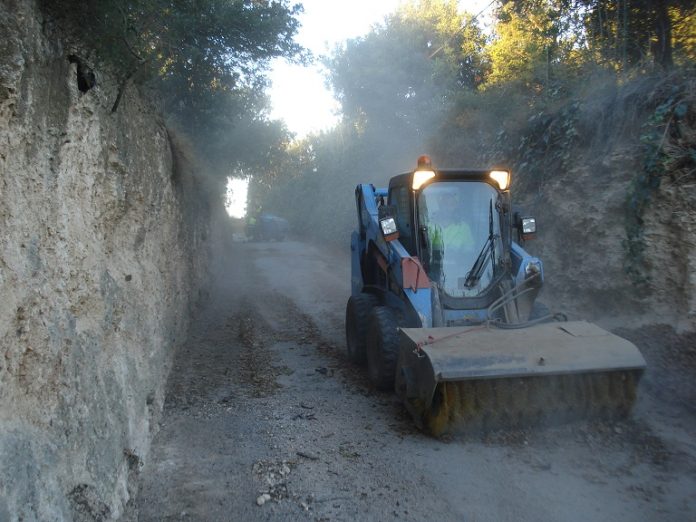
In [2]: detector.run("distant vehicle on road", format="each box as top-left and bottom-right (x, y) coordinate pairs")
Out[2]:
(246, 213), (289, 241)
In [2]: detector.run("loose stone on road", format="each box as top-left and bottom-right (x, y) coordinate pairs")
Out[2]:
(136, 240), (696, 521)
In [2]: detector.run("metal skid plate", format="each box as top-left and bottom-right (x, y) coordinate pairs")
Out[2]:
(399, 321), (646, 383)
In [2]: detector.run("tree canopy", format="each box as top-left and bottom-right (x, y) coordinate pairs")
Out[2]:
(42, 0), (696, 221)
(251, 0), (695, 243)
(43, 0), (304, 177)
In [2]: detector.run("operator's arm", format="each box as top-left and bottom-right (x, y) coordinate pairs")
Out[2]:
(427, 225), (444, 283)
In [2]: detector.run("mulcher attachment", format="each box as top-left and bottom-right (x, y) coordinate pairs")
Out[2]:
(395, 321), (646, 437)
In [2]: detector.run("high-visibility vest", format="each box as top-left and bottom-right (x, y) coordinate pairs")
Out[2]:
(430, 223), (473, 250)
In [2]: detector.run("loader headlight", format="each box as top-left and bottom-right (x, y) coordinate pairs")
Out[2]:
(412, 170), (436, 190)
(489, 170), (510, 190)
(524, 261), (542, 287)
(525, 260), (541, 278)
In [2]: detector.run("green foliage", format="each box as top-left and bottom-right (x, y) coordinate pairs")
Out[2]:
(44, 0), (696, 213)
(508, 101), (581, 193)
(624, 76), (696, 283)
(493, 1), (696, 80)
(45, 1), (302, 97)
(41, 0), (303, 179)
(672, 5), (696, 64)
(328, 0), (486, 144)
(257, 0), (696, 247)
(577, 0), (696, 70)
(488, 1), (563, 89)
(255, 0), (492, 241)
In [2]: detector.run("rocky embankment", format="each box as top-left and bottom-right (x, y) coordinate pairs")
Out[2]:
(0, 0), (209, 519)
(525, 147), (696, 330)
(513, 77), (696, 331)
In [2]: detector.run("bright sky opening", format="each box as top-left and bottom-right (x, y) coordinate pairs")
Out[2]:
(226, 177), (249, 219)
(228, 0), (494, 217)
(267, 0), (495, 138)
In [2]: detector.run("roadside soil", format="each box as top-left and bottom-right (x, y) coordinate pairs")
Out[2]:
(135, 238), (696, 521)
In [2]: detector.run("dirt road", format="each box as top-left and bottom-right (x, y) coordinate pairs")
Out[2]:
(135, 238), (696, 521)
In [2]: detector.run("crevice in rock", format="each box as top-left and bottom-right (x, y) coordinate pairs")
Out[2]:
(68, 54), (95, 93)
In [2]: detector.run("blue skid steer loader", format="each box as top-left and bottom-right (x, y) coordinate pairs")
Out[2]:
(345, 156), (646, 436)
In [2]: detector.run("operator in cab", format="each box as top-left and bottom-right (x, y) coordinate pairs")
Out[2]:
(428, 189), (474, 251)
(418, 179), (500, 298)
(421, 185), (475, 285)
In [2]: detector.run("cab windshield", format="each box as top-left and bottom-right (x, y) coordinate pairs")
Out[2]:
(417, 181), (503, 298)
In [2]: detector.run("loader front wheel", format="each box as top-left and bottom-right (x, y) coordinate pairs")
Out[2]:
(366, 306), (400, 391)
(345, 293), (379, 365)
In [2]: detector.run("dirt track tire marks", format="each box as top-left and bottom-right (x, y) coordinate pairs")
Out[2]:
(234, 303), (285, 398)
(137, 240), (696, 522)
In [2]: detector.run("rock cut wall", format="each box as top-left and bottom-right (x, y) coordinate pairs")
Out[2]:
(523, 149), (696, 330)
(512, 78), (696, 331)
(0, 0), (209, 519)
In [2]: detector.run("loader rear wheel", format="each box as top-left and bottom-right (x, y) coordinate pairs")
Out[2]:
(345, 293), (379, 365)
(366, 306), (400, 391)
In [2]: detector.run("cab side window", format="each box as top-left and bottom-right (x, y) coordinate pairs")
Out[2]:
(390, 186), (415, 254)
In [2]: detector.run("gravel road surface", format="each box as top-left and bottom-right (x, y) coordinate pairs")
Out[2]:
(136, 238), (696, 521)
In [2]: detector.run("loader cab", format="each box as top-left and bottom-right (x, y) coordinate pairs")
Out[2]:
(388, 163), (512, 310)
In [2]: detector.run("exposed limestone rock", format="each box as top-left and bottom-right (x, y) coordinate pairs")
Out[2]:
(0, 0), (209, 519)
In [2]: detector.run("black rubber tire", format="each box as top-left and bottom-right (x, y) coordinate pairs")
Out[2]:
(366, 306), (401, 391)
(345, 293), (379, 365)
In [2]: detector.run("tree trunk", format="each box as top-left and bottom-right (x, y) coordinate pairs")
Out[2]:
(653, 0), (674, 68)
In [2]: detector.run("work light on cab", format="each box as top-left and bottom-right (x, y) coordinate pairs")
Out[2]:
(379, 216), (399, 241)
(412, 155), (436, 190)
(489, 169), (510, 190)
(521, 217), (537, 241)
(522, 217), (536, 235)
